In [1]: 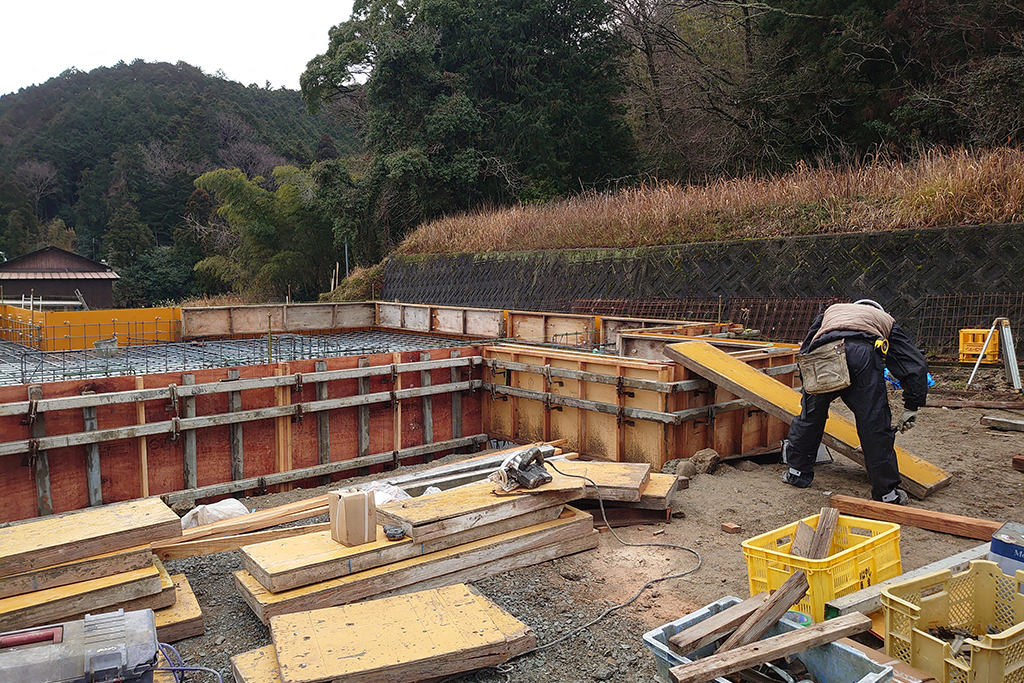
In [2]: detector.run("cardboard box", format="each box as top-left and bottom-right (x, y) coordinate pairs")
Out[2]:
(329, 490), (377, 546)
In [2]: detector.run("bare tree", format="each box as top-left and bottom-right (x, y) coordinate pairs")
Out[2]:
(14, 161), (60, 220)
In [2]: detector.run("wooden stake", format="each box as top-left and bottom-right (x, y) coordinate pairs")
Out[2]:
(82, 390), (102, 507)
(315, 360), (330, 486)
(28, 385), (52, 516)
(420, 352), (433, 462)
(135, 376), (149, 498)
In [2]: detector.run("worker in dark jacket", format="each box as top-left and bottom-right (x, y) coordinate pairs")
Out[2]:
(781, 300), (929, 505)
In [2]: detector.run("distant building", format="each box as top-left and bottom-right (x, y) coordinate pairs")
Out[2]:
(0, 247), (119, 309)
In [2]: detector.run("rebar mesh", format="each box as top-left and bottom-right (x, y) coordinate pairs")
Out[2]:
(0, 331), (472, 386)
(914, 293), (1024, 356)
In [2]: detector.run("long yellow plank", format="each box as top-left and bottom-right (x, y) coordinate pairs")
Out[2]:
(664, 342), (951, 499)
(232, 646), (283, 683)
(155, 574), (205, 642)
(235, 507), (595, 623)
(0, 498), (181, 577)
(376, 473), (585, 541)
(0, 564), (161, 631)
(270, 584), (535, 683)
(241, 505), (563, 593)
(0, 544), (152, 599)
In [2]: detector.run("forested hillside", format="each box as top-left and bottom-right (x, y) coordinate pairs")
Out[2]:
(0, 60), (357, 304)
(3, 0), (1023, 307)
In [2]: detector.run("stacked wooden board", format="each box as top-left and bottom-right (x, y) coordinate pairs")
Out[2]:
(232, 584), (535, 683)
(234, 458), (677, 623)
(0, 498), (203, 641)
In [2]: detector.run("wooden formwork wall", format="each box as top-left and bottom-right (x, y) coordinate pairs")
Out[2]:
(481, 344), (799, 469)
(484, 346), (672, 469)
(0, 347), (484, 523)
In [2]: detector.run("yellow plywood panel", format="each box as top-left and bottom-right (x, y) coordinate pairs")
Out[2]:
(485, 350), (513, 438)
(0, 564), (161, 631)
(622, 365), (668, 467)
(546, 460), (650, 502)
(0, 498), (180, 577)
(235, 507), (594, 622)
(664, 341), (951, 499)
(242, 505), (563, 593)
(270, 584), (535, 683)
(580, 360), (620, 459)
(155, 574), (205, 642)
(0, 544), (152, 600)
(376, 473), (584, 530)
(232, 646), (283, 683)
(513, 352), (547, 441)
(548, 357), (581, 452)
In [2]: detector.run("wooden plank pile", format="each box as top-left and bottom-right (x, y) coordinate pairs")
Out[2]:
(232, 584), (535, 683)
(0, 498), (204, 642)
(233, 456), (672, 623)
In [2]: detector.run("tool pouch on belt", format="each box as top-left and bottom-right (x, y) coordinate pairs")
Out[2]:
(797, 339), (851, 394)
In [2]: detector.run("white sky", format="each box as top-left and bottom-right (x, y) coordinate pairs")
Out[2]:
(1, 1), (356, 97)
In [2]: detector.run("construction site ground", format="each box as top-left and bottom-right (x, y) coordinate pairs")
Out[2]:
(165, 365), (1023, 683)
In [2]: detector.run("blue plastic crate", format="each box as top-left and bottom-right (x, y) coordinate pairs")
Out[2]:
(643, 596), (893, 683)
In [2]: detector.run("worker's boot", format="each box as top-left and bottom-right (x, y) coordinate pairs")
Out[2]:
(781, 468), (812, 488)
(879, 488), (909, 505)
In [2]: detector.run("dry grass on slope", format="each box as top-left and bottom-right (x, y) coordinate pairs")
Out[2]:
(397, 147), (1024, 254)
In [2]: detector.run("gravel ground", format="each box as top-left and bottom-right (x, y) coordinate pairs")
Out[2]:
(163, 364), (1023, 683)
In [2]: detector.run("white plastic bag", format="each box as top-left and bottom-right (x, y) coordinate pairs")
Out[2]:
(357, 481), (411, 506)
(180, 498), (251, 530)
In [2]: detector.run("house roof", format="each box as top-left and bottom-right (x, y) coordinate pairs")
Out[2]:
(0, 271), (120, 280)
(0, 247), (119, 280)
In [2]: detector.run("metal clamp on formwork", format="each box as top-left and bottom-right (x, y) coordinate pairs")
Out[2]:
(292, 372), (303, 394)
(167, 383), (179, 414)
(487, 383), (508, 402)
(616, 405), (634, 427)
(696, 404), (717, 428)
(392, 450), (400, 468)
(257, 476), (268, 495)
(543, 365), (563, 388)
(292, 404), (304, 423)
(169, 416), (181, 442)
(487, 359), (509, 382)
(543, 393), (562, 413)
(616, 376), (634, 398)
(21, 399), (38, 428)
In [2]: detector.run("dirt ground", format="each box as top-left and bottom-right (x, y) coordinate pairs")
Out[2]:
(165, 364), (1024, 683)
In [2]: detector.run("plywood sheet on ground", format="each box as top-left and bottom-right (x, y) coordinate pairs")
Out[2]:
(270, 584), (535, 683)
(0, 499), (181, 577)
(0, 545), (152, 600)
(0, 564), (161, 631)
(544, 460), (651, 502)
(235, 507), (595, 623)
(242, 505), (563, 593)
(233, 646), (283, 683)
(376, 474), (585, 541)
(664, 341), (951, 499)
(155, 574), (204, 642)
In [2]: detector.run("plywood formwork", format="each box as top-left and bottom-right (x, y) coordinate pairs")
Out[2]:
(481, 343), (799, 469)
(0, 347), (485, 522)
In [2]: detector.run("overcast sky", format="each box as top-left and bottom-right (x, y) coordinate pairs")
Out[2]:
(1, 1), (356, 97)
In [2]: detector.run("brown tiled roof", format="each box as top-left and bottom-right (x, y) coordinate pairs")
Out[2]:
(0, 271), (120, 280)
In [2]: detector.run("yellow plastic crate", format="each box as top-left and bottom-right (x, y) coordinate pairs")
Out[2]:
(959, 328), (1000, 364)
(742, 513), (902, 622)
(882, 560), (1024, 683)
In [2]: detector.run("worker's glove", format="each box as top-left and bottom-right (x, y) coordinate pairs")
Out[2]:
(897, 409), (918, 433)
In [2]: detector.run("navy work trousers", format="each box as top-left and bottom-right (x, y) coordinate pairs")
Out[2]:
(786, 340), (901, 500)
